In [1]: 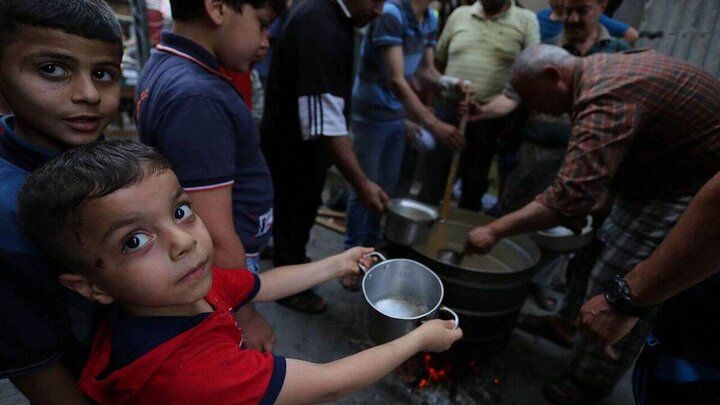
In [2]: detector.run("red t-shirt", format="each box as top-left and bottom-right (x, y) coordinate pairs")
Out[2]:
(79, 267), (286, 404)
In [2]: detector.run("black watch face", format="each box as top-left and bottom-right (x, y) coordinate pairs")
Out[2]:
(606, 289), (619, 302)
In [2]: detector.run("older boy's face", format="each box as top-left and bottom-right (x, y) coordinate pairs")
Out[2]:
(0, 25), (121, 152)
(76, 170), (215, 317)
(216, 4), (275, 71)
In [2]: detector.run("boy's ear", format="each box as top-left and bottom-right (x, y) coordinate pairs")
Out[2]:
(205, 0), (230, 26)
(58, 273), (114, 305)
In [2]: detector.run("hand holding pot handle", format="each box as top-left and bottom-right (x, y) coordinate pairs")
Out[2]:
(413, 319), (464, 353)
(438, 306), (460, 330)
(418, 305), (460, 330)
(358, 252), (387, 274)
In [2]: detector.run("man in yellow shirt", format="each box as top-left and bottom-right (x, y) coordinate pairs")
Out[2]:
(417, 0), (539, 211)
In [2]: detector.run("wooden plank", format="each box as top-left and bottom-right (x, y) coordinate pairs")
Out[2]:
(317, 206), (346, 219)
(314, 216), (346, 234)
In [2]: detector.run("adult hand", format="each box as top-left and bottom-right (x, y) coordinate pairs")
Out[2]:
(429, 120), (464, 152)
(575, 294), (640, 360)
(235, 305), (276, 352)
(359, 179), (389, 213)
(404, 119), (421, 143)
(457, 100), (484, 122)
(465, 225), (498, 255)
(455, 79), (476, 97)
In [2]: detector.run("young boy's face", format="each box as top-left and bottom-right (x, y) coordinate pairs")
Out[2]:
(0, 25), (121, 151)
(71, 169), (214, 317)
(216, 4), (275, 71)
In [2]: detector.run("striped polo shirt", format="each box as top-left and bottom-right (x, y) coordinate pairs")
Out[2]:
(352, 0), (439, 121)
(436, 1), (539, 103)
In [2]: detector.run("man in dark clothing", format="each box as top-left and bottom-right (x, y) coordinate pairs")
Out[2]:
(261, 0), (387, 314)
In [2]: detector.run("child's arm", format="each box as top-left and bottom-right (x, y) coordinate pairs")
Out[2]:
(253, 247), (374, 302)
(275, 319), (463, 404)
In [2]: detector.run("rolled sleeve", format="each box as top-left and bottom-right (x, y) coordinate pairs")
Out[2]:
(537, 100), (640, 217)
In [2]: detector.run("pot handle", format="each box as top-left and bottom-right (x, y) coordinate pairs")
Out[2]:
(438, 305), (460, 330)
(358, 252), (387, 274)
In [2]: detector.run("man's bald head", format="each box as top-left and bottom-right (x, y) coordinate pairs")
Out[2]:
(510, 44), (576, 114)
(511, 44), (573, 82)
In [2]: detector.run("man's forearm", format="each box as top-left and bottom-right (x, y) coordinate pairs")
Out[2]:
(478, 94), (519, 120)
(490, 201), (564, 239)
(323, 135), (369, 191)
(626, 172), (720, 305)
(415, 64), (442, 93)
(389, 76), (440, 129)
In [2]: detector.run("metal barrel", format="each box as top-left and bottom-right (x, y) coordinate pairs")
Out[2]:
(388, 207), (540, 360)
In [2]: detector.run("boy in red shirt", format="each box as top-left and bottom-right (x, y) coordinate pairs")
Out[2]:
(18, 140), (463, 404)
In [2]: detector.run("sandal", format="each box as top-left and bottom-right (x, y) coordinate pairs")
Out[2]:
(543, 373), (607, 405)
(339, 274), (361, 291)
(516, 315), (575, 349)
(277, 290), (327, 314)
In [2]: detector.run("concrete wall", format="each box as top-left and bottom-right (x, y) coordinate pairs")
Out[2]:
(615, 0), (720, 78)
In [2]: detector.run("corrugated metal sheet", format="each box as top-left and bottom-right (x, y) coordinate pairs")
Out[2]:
(632, 0), (720, 78)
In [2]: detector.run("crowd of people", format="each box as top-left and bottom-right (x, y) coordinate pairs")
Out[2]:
(0, 0), (718, 404)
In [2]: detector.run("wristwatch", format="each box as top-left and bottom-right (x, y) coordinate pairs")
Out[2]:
(603, 275), (649, 317)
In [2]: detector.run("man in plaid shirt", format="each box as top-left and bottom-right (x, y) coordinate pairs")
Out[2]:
(464, 44), (720, 404)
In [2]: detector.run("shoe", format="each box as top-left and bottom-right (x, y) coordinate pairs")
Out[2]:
(516, 315), (575, 348)
(277, 290), (327, 314)
(543, 373), (607, 405)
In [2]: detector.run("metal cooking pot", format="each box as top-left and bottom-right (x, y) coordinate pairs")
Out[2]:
(384, 198), (438, 246)
(394, 208), (540, 358)
(361, 252), (459, 344)
(531, 216), (594, 252)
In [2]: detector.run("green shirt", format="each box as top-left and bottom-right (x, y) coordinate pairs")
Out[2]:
(436, 1), (539, 103)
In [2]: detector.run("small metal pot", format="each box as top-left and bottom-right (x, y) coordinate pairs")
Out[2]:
(531, 216), (594, 253)
(384, 198), (438, 246)
(361, 252), (459, 344)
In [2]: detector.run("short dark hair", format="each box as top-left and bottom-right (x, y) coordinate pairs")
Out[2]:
(18, 140), (171, 272)
(170, 0), (286, 22)
(0, 0), (123, 60)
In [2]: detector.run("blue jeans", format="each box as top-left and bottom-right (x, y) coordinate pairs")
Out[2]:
(246, 252), (261, 274)
(345, 116), (406, 248)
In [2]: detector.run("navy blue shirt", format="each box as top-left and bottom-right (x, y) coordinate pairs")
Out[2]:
(262, 0), (355, 150)
(136, 32), (274, 254)
(353, 0), (438, 121)
(0, 116), (95, 378)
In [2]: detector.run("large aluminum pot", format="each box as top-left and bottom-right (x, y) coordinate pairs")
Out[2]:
(384, 198), (438, 246)
(361, 252), (459, 344)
